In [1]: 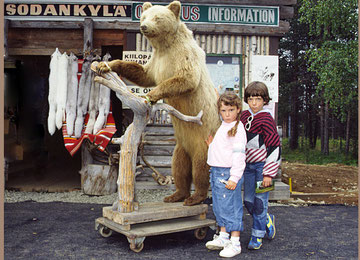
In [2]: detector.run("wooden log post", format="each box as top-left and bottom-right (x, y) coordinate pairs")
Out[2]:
(4, 19), (9, 60)
(90, 62), (203, 213)
(83, 18), (93, 54)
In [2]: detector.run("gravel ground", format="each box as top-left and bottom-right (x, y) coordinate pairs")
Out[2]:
(5, 189), (174, 204)
(5, 189), (289, 207)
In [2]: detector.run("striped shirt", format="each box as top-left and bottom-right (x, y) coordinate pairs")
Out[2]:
(240, 110), (281, 178)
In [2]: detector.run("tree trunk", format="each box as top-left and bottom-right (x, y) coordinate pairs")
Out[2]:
(309, 104), (318, 149)
(331, 114), (335, 140)
(312, 114), (318, 149)
(305, 106), (311, 146)
(322, 102), (329, 155)
(289, 88), (299, 150)
(320, 101), (324, 152)
(345, 110), (351, 155)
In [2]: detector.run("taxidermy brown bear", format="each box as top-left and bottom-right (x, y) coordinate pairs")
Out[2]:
(97, 1), (220, 205)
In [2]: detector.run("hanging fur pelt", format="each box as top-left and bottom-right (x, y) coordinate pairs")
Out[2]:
(65, 52), (79, 136)
(74, 54), (93, 138)
(84, 54), (101, 134)
(48, 48), (61, 135)
(55, 52), (68, 130)
(93, 52), (112, 134)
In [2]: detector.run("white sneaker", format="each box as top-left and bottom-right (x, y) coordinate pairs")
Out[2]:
(205, 235), (230, 250)
(219, 242), (241, 258)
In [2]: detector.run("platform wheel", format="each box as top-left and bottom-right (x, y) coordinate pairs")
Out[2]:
(127, 236), (146, 253)
(130, 242), (144, 253)
(99, 225), (113, 238)
(194, 227), (208, 240)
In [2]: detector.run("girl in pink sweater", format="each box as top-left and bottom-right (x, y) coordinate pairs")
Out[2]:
(205, 92), (247, 258)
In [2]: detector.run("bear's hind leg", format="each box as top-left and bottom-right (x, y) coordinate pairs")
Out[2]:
(184, 150), (209, 206)
(164, 144), (192, 203)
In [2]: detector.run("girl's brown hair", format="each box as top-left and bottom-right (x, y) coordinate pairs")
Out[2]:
(217, 92), (242, 137)
(244, 81), (271, 105)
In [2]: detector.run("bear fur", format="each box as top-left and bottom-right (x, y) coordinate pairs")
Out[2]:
(97, 1), (220, 206)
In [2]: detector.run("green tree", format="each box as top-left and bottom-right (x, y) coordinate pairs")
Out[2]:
(299, 0), (358, 155)
(279, 0), (318, 150)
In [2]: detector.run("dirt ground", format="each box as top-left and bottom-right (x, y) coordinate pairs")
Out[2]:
(281, 162), (358, 206)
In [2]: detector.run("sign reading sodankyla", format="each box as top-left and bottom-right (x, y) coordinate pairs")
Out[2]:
(4, 2), (131, 19)
(132, 3), (279, 27)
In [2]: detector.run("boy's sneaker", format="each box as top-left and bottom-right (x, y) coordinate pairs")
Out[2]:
(248, 236), (262, 250)
(266, 213), (276, 239)
(206, 235), (230, 250)
(219, 243), (241, 258)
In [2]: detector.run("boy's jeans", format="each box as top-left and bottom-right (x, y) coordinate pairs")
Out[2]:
(243, 162), (268, 238)
(210, 166), (244, 232)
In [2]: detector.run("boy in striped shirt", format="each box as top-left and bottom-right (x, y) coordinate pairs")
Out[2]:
(240, 81), (281, 250)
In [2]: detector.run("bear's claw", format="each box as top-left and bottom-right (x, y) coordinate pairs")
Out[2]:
(96, 62), (111, 75)
(183, 194), (207, 206)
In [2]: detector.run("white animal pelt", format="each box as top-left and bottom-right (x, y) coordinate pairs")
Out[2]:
(65, 52), (79, 136)
(55, 52), (68, 130)
(74, 54), (93, 138)
(48, 48), (61, 135)
(84, 54), (101, 134)
(93, 52), (112, 134)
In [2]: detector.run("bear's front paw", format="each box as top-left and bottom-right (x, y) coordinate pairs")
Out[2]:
(146, 93), (159, 104)
(164, 191), (190, 203)
(96, 61), (112, 75)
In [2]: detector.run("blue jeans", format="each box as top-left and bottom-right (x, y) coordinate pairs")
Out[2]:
(243, 162), (268, 238)
(210, 167), (244, 232)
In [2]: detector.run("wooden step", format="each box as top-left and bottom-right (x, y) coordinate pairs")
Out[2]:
(141, 145), (174, 156)
(139, 156), (172, 168)
(143, 135), (176, 145)
(144, 125), (175, 136)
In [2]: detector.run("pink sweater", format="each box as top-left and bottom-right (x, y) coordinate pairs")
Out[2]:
(207, 121), (247, 184)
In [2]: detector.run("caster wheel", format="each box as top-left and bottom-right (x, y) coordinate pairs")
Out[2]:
(130, 243), (144, 253)
(99, 226), (113, 238)
(194, 227), (208, 240)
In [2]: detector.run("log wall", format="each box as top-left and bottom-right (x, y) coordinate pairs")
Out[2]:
(7, 27), (125, 56)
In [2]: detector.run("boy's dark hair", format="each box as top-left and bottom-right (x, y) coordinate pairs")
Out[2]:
(244, 81), (271, 105)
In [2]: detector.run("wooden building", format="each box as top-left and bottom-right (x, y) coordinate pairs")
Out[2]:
(4, 0), (295, 198)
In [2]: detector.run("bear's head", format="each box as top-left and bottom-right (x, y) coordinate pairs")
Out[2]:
(140, 1), (181, 40)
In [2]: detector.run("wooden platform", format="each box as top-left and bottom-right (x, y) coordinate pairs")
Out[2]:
(103, 202), (209, 227)
(96, 215), (215, 238)
(96, 201), (216, 252)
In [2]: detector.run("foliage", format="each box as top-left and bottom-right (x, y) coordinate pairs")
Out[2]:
(307, 41), (358, 122)
(299, 0), (358, 41)
(299, 0), (358, 123)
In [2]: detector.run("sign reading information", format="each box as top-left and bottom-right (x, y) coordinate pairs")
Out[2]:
(132, 3), (279, 26)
